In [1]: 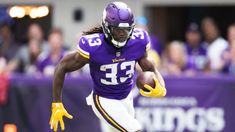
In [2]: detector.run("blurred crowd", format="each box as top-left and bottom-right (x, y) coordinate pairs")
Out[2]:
(0, 22), (70, 76)
(0, 16), (235, 77)
(136, 16), (235, 76)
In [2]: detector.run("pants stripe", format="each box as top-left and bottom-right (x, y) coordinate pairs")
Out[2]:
(93, 94), (127, 132)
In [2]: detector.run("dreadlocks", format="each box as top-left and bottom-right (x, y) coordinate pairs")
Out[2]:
(82, 25), (103, 35)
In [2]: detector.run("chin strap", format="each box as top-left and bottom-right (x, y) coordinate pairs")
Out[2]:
(111, 38), (127, 48)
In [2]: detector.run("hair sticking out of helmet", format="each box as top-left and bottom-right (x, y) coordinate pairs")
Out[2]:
(102, 1), (135, 48)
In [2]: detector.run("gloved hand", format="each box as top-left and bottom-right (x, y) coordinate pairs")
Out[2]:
(49, 102), (73, 131)
(140, 77), (167, 97)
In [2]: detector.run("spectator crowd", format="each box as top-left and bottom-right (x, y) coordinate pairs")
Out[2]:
(0, 16), (235, 77)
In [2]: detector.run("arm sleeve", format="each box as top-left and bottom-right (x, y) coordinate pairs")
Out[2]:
(77, 37), (90, 59)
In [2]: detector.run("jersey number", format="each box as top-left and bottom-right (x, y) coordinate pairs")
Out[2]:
(131, 30), (144, 39)
(86, 34), (102, 46)
(100, 61), (135, 85)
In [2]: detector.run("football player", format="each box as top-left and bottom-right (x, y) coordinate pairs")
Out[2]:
(49, 1), (167, 132)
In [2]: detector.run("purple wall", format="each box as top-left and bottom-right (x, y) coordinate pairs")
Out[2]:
(0, 74), (235, 132)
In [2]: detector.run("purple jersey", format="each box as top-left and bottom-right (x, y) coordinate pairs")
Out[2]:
(221, 48), (235, 75)
(77, 28), (150, 99)
(37, 51), (65, 74)
(185, 43), (208, 71)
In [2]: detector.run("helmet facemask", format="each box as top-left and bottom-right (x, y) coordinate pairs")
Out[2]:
(102, 22), (134, 48)
(102, 2), (135, 48)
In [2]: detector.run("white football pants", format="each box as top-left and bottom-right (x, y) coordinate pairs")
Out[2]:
(86, 91), (141, 132)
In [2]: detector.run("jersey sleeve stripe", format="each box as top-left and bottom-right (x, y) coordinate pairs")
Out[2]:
(77, 44), (90, 56)
(77, 50), (90, 59)
(146, 42), (151, 51)
(93, 94), (127, 132)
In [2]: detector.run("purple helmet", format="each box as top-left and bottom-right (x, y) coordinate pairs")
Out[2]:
(102, 2), (135, 48)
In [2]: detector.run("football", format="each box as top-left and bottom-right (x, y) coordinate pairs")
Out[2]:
(136, 71), (155, 92)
